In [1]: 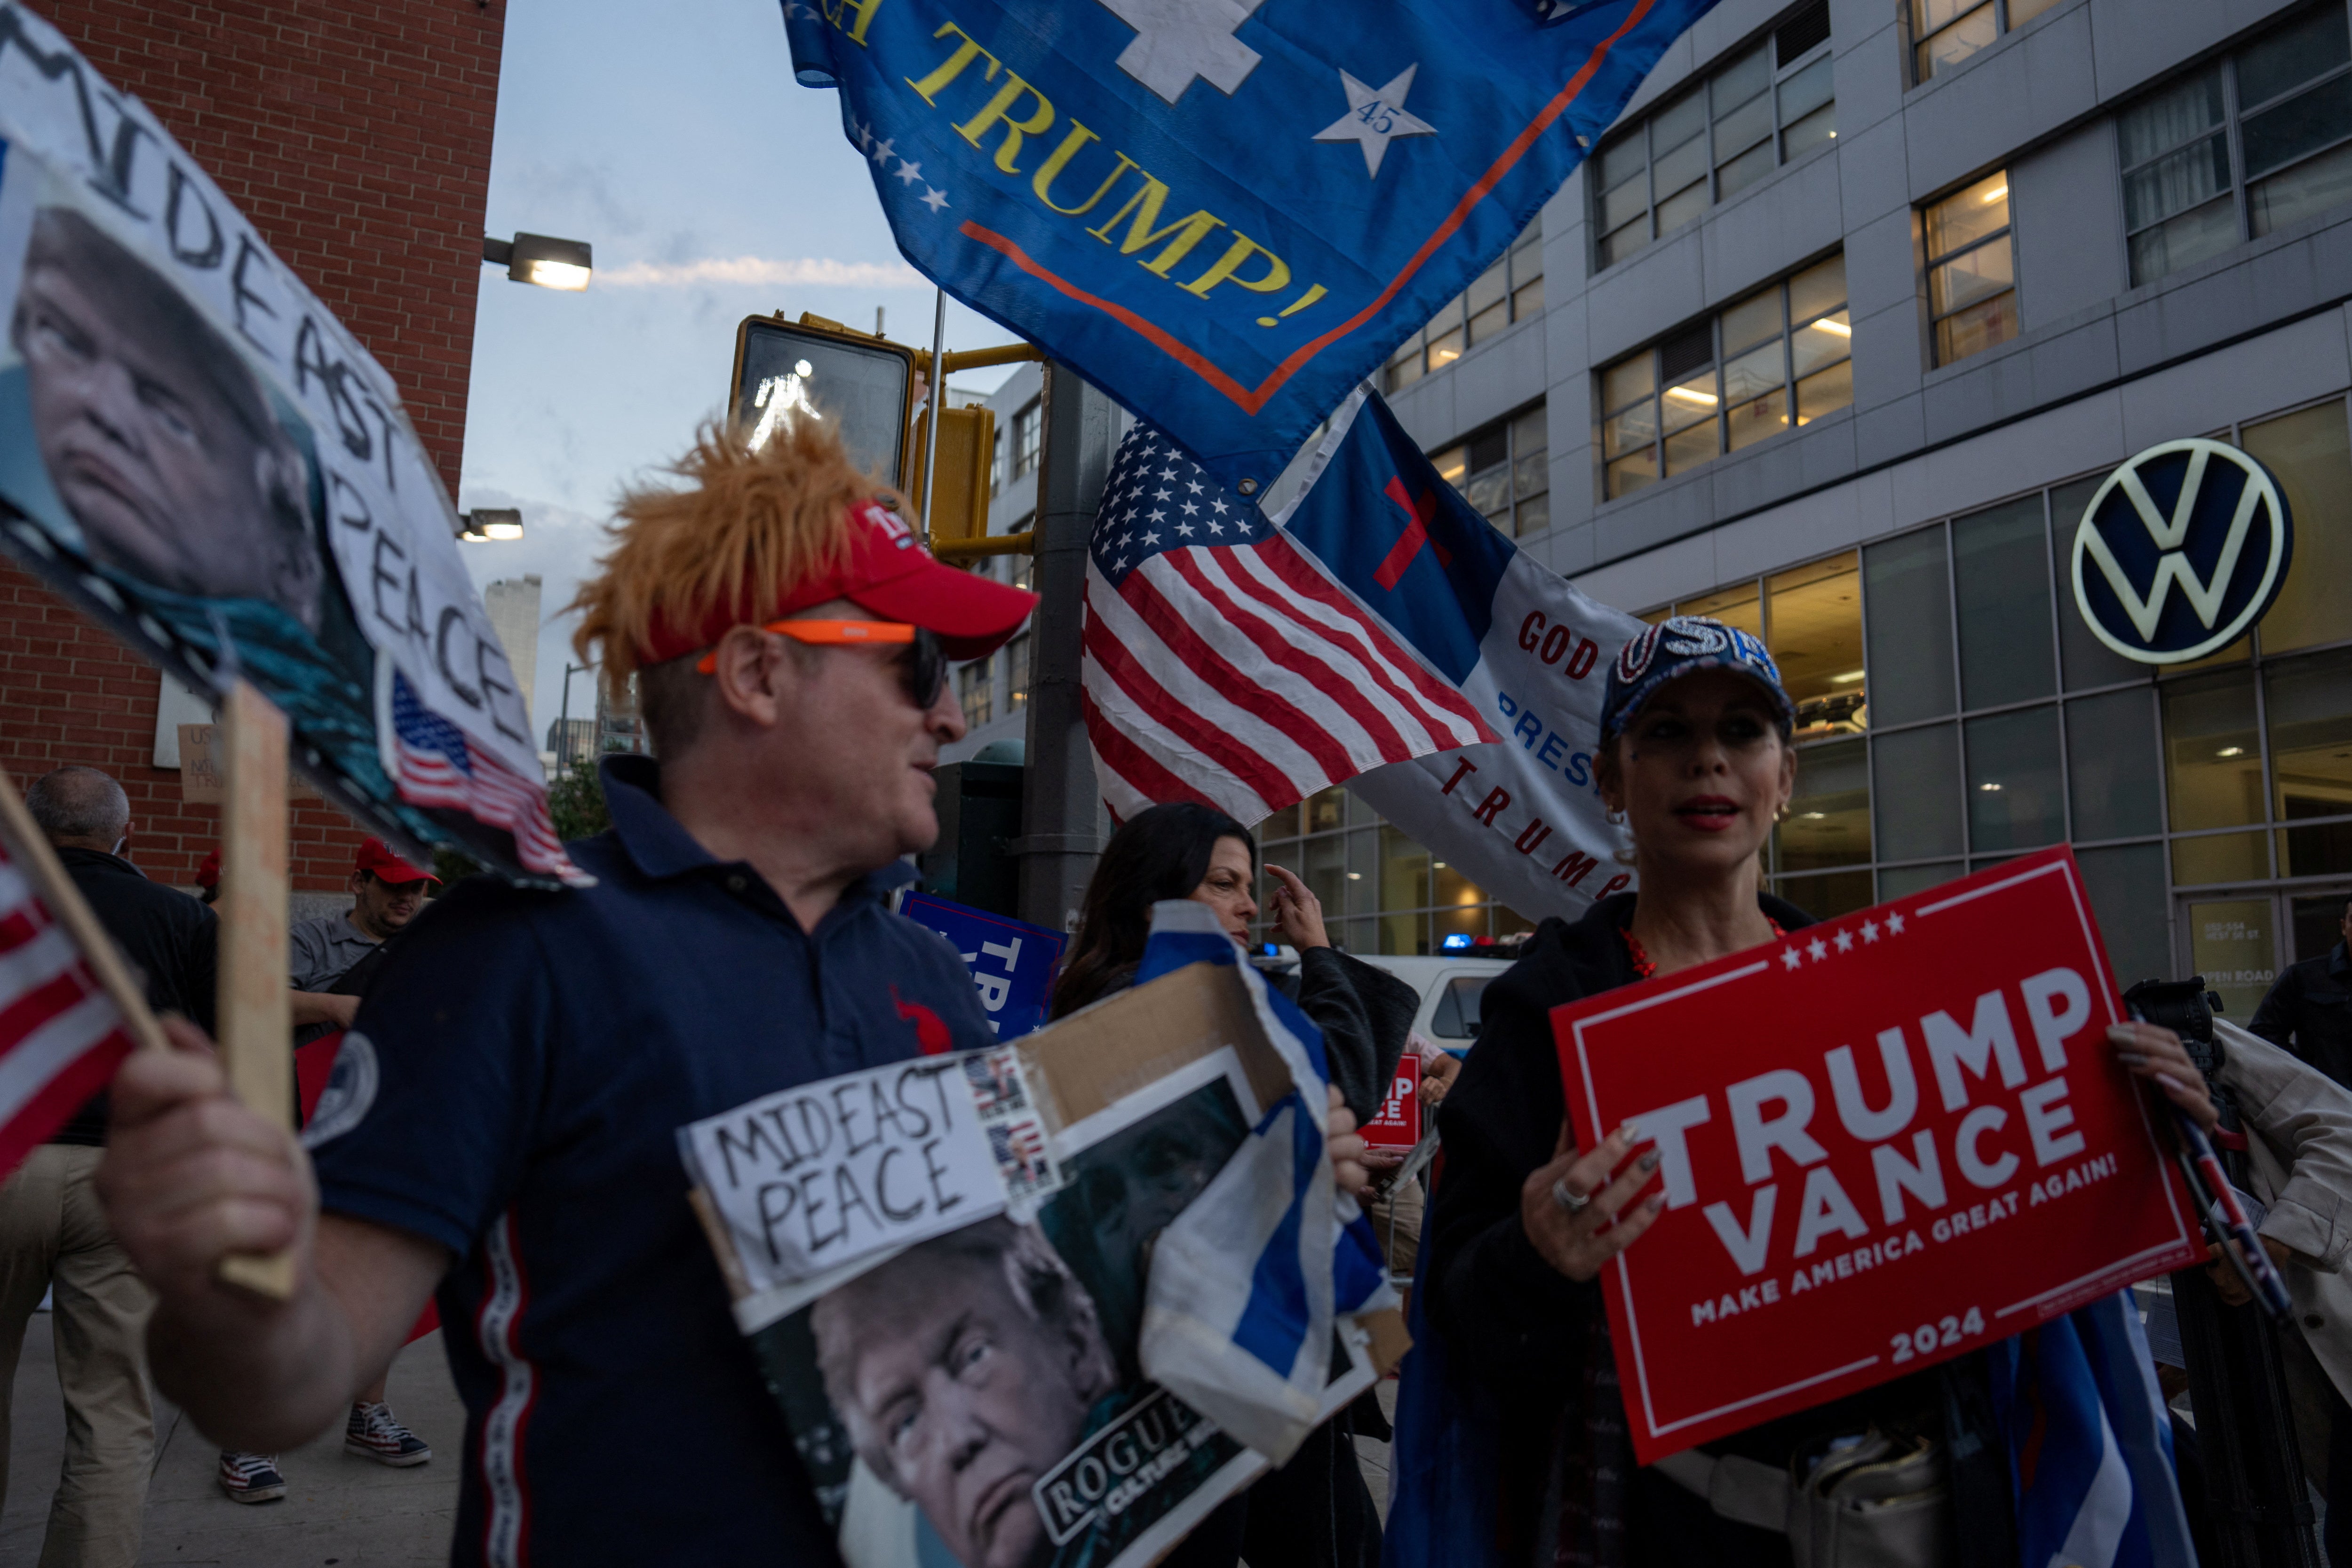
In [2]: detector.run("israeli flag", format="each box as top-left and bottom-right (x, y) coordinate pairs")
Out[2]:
(1133, 901), (1394, 1464)
(1986, 1290), (2196, 1568)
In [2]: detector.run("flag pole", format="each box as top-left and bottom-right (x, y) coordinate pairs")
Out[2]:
(920, 286), (946, 544)
(215, 678), (297, 1300)
(0, 764), (169, 1055)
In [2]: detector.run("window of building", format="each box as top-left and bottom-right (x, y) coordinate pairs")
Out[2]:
(990, 431), (1005, 496)
(1005, 631), (1031, 710)
(1592, 2), (1835, 269)
(957, 661), (993, 729)
(1430, 405), (1550, 536)
(2119, 6), (2352, 285)
(1384, 221), (1543, 392)
(1923, 172), (2017, 365)
(1911, 0), (2065, 85)
(1011, 400), (1042, 478)
(1598, 253), (1850, 498)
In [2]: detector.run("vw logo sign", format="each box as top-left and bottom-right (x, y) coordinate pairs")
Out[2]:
(2071, 438), (2294, 664)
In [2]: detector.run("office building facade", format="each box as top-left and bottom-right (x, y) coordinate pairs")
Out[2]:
(1253, 0), (2351, 1006)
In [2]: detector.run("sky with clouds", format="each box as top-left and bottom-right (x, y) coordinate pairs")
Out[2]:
(453, 0), (1021, 746)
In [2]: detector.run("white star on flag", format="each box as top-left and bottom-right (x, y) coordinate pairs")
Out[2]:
(870, 137), (896, 166)
(1807, 938), (1828, 962)
(1313, 64), (1437, 178)
(895, 159), (924, 185)
(1834, 929), (1854, 952)
(921, 186), (951, 214)
(1887, 912), (1907, 934)
(1781, 947), (1803, 971)
(1861, 919), (1880, 942)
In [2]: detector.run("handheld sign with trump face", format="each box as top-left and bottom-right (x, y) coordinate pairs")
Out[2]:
(1554, 847), (2201, 1464)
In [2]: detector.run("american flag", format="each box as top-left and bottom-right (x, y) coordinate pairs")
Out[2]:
(0, 839), (135, 1177)
(1083, 424), (1494, 822)
(391, 673), (587, 885)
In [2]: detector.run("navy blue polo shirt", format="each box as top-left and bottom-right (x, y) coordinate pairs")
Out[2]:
(310, 756), (991, 1568)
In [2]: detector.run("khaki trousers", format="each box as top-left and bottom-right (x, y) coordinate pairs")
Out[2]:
(0, 1144), (155, 1568)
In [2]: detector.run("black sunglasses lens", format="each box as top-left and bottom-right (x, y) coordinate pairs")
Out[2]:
(909, 629), (946, 708)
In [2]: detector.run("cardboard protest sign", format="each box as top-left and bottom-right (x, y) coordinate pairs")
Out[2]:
(900, 893), (1066, 1043)
(0, 10), (575, 883)
(1555, 847), (2201, 1463)
(684, 962), (1375, 1568)
(1362, 1056), (1422, 1151)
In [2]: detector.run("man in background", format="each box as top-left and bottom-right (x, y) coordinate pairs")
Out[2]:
(219, 836), (437, 1502)
(2252, 895), (2352, 1087)
(0, 765), (214, 1566)
(288, 838), (435, 1046)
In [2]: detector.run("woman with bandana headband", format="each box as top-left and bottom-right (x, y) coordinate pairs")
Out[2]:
(1406, 617), (2215, 1568)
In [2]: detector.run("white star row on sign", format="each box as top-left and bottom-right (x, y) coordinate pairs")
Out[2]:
(1776, 910), (1908, 969)
(1314, 64), (1436, 179)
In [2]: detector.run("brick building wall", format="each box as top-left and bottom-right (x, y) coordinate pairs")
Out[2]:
(0, 0), (507, 890)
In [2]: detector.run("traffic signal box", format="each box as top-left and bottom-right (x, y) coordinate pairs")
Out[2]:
(910, 402), (994, 549)
(920, 759), (1024, 917)
(727, 312), (1039, 562)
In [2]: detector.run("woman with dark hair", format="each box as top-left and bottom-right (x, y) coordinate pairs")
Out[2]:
(1415, 617), (2216, 1566)
(1054, 800), (1417, 1568)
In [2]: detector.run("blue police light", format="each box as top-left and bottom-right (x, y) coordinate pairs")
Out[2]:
(1441, 933), (1472, 951)
(1262, 942), (1280, 957)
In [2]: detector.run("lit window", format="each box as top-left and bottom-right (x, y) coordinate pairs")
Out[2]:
(1911, 0), (2062, 86)
(1598, 254), (1849, 498)
(1430, 406), (1549, 536)
(1005, 632), (1031, 710)
(1593, 2), (1834, 270)
(1383, 218), (1544, 392)
(1923, 173), (2017, 365)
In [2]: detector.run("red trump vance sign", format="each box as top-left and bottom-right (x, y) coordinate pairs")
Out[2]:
(1554, 847), (2201, 1464)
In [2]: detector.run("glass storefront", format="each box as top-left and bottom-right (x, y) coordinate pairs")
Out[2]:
(1252, 397), (2352, 993)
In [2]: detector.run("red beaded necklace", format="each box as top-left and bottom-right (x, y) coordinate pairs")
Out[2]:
(1619, 918), (1785, 980)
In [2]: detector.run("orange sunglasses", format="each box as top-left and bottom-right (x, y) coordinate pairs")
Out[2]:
(694, 620), (945, 707)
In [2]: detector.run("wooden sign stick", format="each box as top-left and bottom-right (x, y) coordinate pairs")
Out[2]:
(0, 764), (170, 1056)
(215, 679), (296, 1300)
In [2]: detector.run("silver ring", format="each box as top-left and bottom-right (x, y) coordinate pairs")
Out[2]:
(1551, 1178), (1590, 1212)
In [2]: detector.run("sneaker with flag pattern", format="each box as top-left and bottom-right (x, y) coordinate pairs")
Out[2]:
(217, 1450), (285, 1503)
(345, 1401), (431, 1466)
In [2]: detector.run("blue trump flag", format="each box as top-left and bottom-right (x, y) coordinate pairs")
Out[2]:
(783, 0), (1717, 496)
(897, 891), (1065, 1041)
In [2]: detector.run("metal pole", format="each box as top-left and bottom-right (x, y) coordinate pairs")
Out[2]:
(920, 287), (947, 540)
(1015, 361), (1121, 933)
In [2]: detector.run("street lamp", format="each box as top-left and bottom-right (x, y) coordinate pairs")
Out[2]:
(482, 232), (593, 292)
(458, 508), (524, 543)
(555, 662), (595, 765)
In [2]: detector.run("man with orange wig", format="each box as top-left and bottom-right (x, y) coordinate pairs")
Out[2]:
(92, 418), (1038, 1563)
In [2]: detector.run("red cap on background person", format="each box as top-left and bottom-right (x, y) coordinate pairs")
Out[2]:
(355, 837), (437, 886)
(195, 849), (220, 891)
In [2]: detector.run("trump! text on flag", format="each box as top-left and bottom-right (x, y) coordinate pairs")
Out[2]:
(784, 0), (1718, 496)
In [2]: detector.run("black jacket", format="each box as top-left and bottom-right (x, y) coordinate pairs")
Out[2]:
(2250, 943), (2352, 1089)
(1426, 892), (2011, 1566)
(51, 847), (218, 1146)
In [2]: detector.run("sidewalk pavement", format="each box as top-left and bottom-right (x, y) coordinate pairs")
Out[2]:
(3, 1311), (462, 1565)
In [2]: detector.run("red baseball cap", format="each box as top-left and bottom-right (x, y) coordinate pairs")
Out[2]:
(640, 501), (1038, 665)
(195, 849), (220, 891)
(356, 836), (437, 886)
